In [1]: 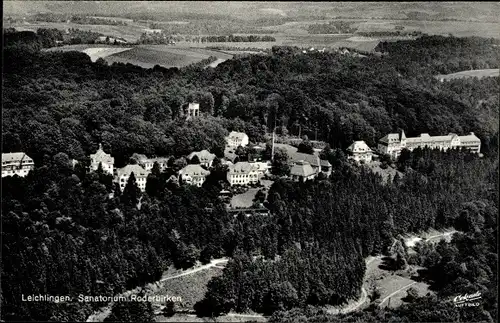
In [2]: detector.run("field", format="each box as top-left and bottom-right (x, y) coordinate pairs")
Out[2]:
(436, 68), (499, 81)
(105, 46), (233, 68)
(9, 22), (147, 42)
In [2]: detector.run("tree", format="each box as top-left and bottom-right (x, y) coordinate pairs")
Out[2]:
(298, 140), (314, 154)
(121, 172), (141, 206)
(404, 287), (419, 303)
(262, 282), (299, 315)
(272, 148), (290, 176)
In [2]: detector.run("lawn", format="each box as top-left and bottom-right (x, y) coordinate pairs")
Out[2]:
(148, 267), (224, 311)
(230, 188), (260, 208)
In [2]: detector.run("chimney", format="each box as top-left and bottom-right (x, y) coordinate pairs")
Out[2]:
(469, 132), (474, 135)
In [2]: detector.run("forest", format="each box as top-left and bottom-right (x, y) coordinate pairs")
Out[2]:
(1, 29), (498, 321)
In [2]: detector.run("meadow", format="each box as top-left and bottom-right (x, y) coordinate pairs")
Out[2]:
(436, 68), (500, 81)
(105, 45), (233, 68)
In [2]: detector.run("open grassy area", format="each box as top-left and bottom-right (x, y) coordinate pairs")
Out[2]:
(105, 46), (233, 68)
(148, 267), (224, 311)
(436, 68), (499, 81)
(230, 188), (259, 209)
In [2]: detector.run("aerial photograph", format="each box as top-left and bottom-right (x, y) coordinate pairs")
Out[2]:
(1, 1), (499, 322)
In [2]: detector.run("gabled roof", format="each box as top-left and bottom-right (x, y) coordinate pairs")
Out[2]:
(227, 131), (248, 140)
(290, 161), (316, 177)
(228, 162), (259, 175)
(289, 152), (320, 168)
(379, 133), (400, 144)
(180, 164), (210, 177)
(187, 150), (215, 162)
(2, 152), (32, 163)
(91, 144), (114, 164)
(347, 141), (373, 153)
(320, 159), (332, 167)
(116, 164), (149, 178)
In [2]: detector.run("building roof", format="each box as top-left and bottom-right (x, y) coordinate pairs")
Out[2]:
(347, 141), (373, 153)
(290, 161), (316, 178)
(2, 152), (32, 163)
(91, 144), (114, 164)
(188, 102), (200, 110)
(116, 164), (149, 179)
(228, 162), (259, 175)
(320, 159), (332, 167)
(187, 150), (215, 163)
(379, 133), (400, 144)
(289, 152), (321, 168)
(228, 131), (248, 141)
(459, 132), (481, 143)
(180, 164), (210, 177)
(143, 156), (171, 164)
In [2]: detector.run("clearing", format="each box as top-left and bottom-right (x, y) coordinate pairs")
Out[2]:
(436, 68), (499, 81)
(105, 46), (234, 68)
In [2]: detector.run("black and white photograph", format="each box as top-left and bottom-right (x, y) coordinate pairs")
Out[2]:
(2, 1), (499, 322)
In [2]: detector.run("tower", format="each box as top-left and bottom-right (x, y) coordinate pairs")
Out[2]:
(400, 130), (407, 148)
(187, 103), (200, 118)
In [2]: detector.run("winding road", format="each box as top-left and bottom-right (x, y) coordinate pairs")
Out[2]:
(88, 231), (458, 322)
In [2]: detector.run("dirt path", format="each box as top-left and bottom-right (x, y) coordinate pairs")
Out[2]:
(378, 282), (417, 307)
(86, 258), (229, 322)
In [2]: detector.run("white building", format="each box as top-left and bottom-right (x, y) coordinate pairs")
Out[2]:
(226, 131), (249, 148)
(187, 150), (216, 168)
(249, 161), (271, 176)
(179, 164), (210, 187)
(116, 164), (150, 192)
(347, 141), (374, 163)
(227, 162), (261, 186)
(378, 130), (481, 159)
(187, 103), (200, 118)
(290, 161), (316, 182)
(136, 155), (170, 172)
(2, 152), (34, 177)
(90, 143), (114, 174)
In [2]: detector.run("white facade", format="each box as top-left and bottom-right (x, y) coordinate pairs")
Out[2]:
(139, 157), (170, 172)
(179, 164), (210, 187)
(347, 141), (374, 163)
(90, 143), (114, 174)
(116, 164), (150, 192)
(227, 162), (260, 186)
(2, 152), (34, 177)
(187, 103), (200, 118)
(187, 150), (215, 168)
(378, 131), (481, 159)
(249, 161), (271, 176)
(226, 131), (249, 148)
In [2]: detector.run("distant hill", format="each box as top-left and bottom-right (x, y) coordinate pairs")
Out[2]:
(4, 1), (500, 23)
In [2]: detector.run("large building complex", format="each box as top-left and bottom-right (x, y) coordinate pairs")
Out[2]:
(116, 164), (150, 192)
(2, 152), (35, 177)
(227, 162), (261, 186)
(378, 130), (481, 159)
(90, 143), (114, 174)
